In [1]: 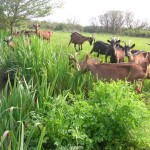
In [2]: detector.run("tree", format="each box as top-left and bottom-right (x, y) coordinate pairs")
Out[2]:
(66, 18), (79, 25)
(99, 12), (109, 32)
(124, 11), (134, 28)
(89, 17), (99, 32)
(133, 19), (149, 29)
(0, 0), (62, 33)
(0, 6), (7, 29)
(98, 10), (124, 33)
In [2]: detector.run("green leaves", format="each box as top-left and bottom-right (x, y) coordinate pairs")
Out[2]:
(30, 81), (150, 149)
(0, 0), (62, 32)
(0, 32), (150, 149)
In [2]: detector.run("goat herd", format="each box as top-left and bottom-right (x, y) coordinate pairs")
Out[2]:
(4, 24), (53, 49)
(3, 24), (150, 93)
(68, 32), (150, 93)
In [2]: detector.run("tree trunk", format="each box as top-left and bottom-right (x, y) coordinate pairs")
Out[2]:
(10, 22), (15, 34)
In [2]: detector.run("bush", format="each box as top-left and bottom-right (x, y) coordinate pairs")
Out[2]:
(26, 81), (150, 149)
(87, 81), (150, 149)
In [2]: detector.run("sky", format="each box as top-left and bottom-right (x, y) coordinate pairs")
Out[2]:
(40, 0), (150, 26)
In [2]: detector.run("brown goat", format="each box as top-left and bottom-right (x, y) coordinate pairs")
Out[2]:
(4, 36), (15, 49)
(33, 24), (53, 41)
(131, 49), (146, 54)
(80, 54), (149, 93)
(128, 51), (150, 78)
(128, 51), (149, 64)
(13, 30), (35, 37)
(4, 36), (32, 49)
(68, 32), (94, 51)
(110, 43), (135, 63)
(69, 54), (99, 70)
(110, 46), (125, 63)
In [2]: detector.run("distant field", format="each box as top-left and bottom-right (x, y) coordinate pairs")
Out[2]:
(40, 31), (150, 104)
(51, 31), (150, 57)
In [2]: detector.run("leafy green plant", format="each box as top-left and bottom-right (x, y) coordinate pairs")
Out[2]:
(0, 31), (150, 150)
(87, 81), (150, 149)
(26, 81), (150, 149)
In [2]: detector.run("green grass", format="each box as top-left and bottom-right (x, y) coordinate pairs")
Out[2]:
(0, 30), (150, 149)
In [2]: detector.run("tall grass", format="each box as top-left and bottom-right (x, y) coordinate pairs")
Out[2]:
(0, 35), (90, 96)
(0, 31), (150, 149)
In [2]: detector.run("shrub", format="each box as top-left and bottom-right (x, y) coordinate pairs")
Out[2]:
(26, 81), (150, 149)
(87, 81), (150, 149)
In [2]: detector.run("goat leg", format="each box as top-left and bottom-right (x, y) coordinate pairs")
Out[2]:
(134, 79), (143, 94)
(97, 50), (100, 57)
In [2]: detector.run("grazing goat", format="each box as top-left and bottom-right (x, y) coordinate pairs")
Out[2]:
(90, 41), (112, 62)
(90, 38), (121, 62)
(69, 54), (99, 70)
(33, 24), (53, 41)
(80, 54), (149, 93)
(4, 36), (15, 49)
(68, 32), (94, 51)
(4, 36), (32, 49)
(13, 30), (35, 36)
(23, 30), (36, 36)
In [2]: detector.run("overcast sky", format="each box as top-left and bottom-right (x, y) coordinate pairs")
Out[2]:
(41, 0), (150, 26)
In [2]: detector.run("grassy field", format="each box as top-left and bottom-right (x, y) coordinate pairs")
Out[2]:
(0, 31), (150, 149)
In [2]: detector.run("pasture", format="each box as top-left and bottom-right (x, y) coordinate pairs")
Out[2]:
(0, 31), (150, 149)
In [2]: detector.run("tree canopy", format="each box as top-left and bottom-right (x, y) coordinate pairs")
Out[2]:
(0, 0), (62, 32)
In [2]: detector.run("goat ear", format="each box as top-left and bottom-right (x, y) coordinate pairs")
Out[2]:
(130, 44), (135, 49)
(119, 45), (124, 49)
(107, 40), (111, 43)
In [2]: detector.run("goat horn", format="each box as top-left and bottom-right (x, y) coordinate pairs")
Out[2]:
(92, 33), (95, 39)
(129, 40), (132, 46)
(122, 41), (126, 46)
(113, 37), (117, 41)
